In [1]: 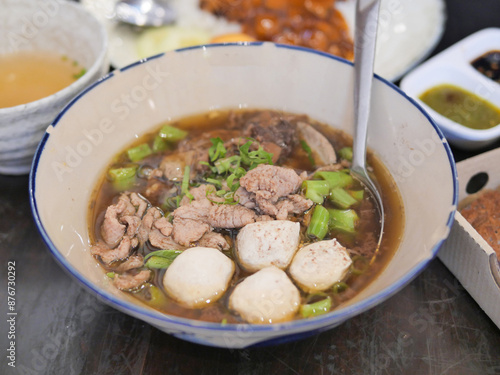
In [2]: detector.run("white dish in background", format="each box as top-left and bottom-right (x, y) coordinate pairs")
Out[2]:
(81, 0), (446, 82)
(0, 0), (108, 175)
(400, 28), (500, 151)
(438, 147), (500, 329)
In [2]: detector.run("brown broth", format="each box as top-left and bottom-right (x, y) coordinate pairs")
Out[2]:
(88, 109), (405, 323)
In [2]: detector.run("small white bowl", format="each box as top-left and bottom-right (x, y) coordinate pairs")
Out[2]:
(400, 28), (500, 151)
(0, 0), (108, 175)
(30, 43), (457, 348)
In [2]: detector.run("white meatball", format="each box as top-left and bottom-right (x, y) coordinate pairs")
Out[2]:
(289, 239), (352, 293)
(163, 247), (234, 308)
(236, 220), (300, 272)
(229, 266), (300, 324)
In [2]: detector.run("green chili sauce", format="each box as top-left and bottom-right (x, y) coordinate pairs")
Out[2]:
(419, 84), (500, 130)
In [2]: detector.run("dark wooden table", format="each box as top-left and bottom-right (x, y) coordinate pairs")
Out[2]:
(2, 1), (500, 374)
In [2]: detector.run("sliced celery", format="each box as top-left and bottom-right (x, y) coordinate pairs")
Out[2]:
(302, 180), (330, 204)
(315, 171), (353, 189)
(108, 166), (137, 181)
(307, 205), (329, 240)
(328, 209), (359, 234)
(108, 166), (137, 191)
(152, 135), (169, 152)
(348, 189), (364, 201)
(127, 143), (152, 162)
(181, 166), (190, 195)
(300, 297), (332, 318)
(329, 188), (358, 209)
(158, 124), (188, 142)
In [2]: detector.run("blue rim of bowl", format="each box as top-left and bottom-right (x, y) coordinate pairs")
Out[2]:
(29, 42), (459, 338)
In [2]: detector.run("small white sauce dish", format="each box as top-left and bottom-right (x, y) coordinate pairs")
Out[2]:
(0, 0), (108, 175)
(400, 28), (500, 151)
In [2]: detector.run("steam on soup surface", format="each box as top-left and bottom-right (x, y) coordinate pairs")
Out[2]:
(89, 109), (404, 324)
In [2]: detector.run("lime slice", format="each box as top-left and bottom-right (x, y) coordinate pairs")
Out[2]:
(136, 26), (211, 58)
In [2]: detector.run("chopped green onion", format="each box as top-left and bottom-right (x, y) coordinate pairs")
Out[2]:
(329, 188), (359, 209)
(300, 297), (332, 318)
(208, 137), (227, 162)
(200, 161), (218, 174)
(315, 171), (353, 189)
(221, 318), (228, 325)
(152, 135), (169, 152)
(307, 205), (330, 240)
(214, 155), (241, 174)
(181, 166), (190, 195)
(162, 195), (181, 211)
(328, 209), (359, 234)
(339, 147), (353, 161)
(106, 272), (115, 279)
(332, 282), (349, 294)
(159, 124), (188, 142)
(206, 178), (223, 188)
(127, 143), (152, 162)
(300, 139), (315, 167)
(351, 255), (370, 275)
(144, 249), (182, 269)
(73, 68), (87, 79)
(302, 180), (330, 204)
(239, 140), (273, 168)
(216, 189), (227, 197)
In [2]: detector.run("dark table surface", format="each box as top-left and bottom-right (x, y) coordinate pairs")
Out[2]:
(2, 1), (500, 374)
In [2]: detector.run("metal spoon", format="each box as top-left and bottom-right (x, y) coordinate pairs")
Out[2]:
(351, 0), (385, 249)
(114, 0), (176, 27)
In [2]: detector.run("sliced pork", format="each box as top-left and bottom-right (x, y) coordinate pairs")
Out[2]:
(91, 236), (133, 264)
(113, 270), (151, 290)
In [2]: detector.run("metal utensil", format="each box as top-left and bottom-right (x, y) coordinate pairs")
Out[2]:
(351, 0), (385, 249)
(114, 0), (176, 27)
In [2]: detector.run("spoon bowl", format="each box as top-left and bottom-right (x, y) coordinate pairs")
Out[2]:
(352, 0), (385, 251)
(115, 0), (176, 27)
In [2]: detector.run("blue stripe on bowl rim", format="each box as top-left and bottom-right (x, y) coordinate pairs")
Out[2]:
(29, 42), (459, 341)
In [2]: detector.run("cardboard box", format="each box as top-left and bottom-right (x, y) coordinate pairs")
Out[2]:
(438, 147), (500, 327)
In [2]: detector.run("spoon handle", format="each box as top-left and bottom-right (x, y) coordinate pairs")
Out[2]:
(352, 0), (381, 173)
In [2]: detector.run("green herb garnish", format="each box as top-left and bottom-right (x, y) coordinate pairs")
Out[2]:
(144, 250), (182, 269)
(73, 68), (87, 79)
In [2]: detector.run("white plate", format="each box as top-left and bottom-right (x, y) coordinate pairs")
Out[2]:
(400, 28), (500, 150)
(82, 0), (446, 81)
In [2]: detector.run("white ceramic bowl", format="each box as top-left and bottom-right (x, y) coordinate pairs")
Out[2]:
(400, 28), (500, 151)
(30, 43), (457, 348)
(0, 0), (108, 175)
